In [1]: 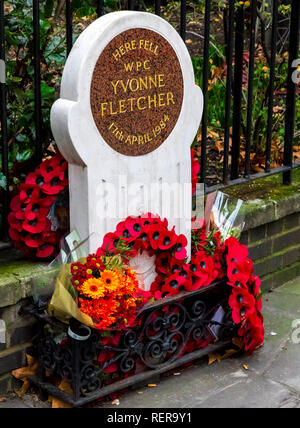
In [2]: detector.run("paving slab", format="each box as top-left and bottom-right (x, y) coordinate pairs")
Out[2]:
(263, 339), (300, 394)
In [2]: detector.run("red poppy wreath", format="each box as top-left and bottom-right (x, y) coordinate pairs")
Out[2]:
(9, 149), (198, 260)
(96, 215), (264, 355)
(8, 152), (69, 259)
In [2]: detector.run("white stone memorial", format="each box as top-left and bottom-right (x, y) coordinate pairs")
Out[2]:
(51, 11), (203, 261)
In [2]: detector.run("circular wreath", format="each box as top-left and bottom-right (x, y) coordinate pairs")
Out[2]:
(97, 215), (264, 355)
(8, 152), (68, 259)
(8, 148), (198, 260)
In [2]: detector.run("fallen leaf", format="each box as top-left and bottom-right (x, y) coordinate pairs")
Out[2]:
(12, 354), (39, 396)
(148, 384), (157, 387)
(243, 364), (249, 371)
(252, 165), (265, 173)
(137, 391), (143, 395)
(50, 379), (73, 409)
(112, 399), (120, 405)
(0, 397), (6, 403)
(208, 352), (222, 365)
(213, 140), (224, 153)
(232, 337), (244, 350)
(222, 348), (239, 359)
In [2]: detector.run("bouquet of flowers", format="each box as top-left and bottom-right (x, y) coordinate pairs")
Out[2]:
(49, 238), (148, 330)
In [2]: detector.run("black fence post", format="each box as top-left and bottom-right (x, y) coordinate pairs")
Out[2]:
(265, 0), (278, 173)
(244, 0), (257, 178)
(230, 4), (244, 180)
(66, 0), (73, 56)
(33, 0), (42, 166)
(283, 0), (300, 185)
(97, 0), (104, 17)
(200, 0), (211, 186)
(223, 0), (235, 184)
(155, 0), (161, 17)
(128, 0), (135, 11)
(0, 0), (8, 240)
(180, 0), (186, 42)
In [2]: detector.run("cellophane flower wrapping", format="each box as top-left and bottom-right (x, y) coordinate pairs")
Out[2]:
(210, 191), (245, 241)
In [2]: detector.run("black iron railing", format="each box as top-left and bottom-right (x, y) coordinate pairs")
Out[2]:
(0, 0), (300, 240)
(21, 279), (237, 407)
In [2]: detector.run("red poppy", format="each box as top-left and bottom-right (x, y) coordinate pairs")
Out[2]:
(155, 253), (171, 274)
(136, 289), (152, 304)
(116, 217), (142, 242)
(40, 155), (67, 181)
(161, 272), (187, 296)
(36, 242), (55, 258)
(23, 216), (50, 234)
(41, 169), (68, 195)
(44, 230), (60, 245)
(174, 234), (188, 260)
(10, 195), (27, 214)
(190, 251), (218, 287)
(125, 216), (143, 238)
(151, 215), (168, 229)
(238, 313), (264, 354)
(139, 212), (158, 225)
(8, 227), (22, 242)
(213, 245), (226, 279)
(24, 233), (44, 248)
(19, 184), (41, 203)
(169, 258), (185, 275)
(154, 290), (162, 300)
(227, 258), (253, 283)
(249, 275), (261, 298)
(229, 287), (255, 324)
(25, 169), (47, 188)
(158, 227), (177, 251)
(178, 269), (195, 292)
(114, 220), (132, 242)
(24, 199), (50, 221)
(227, 272), (249, 290)
(226, 236), (249, 264)
(8, 212), (23, 232)
(98, 232), (120, 254)
(149, 223), (163, 250)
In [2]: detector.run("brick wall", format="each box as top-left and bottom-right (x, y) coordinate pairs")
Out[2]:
(241, 212), (300, 291)
(0, 298), (37, 395)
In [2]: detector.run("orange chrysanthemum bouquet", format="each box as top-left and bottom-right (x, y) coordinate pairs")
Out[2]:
(49, 239), (147, 330)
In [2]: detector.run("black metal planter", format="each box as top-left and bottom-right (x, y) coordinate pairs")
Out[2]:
(23, 280), (238, 407)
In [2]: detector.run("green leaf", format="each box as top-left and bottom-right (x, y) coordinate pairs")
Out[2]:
(16, 149), (33, 162)
(0, 172), (7, 190)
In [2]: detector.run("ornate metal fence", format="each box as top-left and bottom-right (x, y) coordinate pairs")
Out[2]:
(21, 279), (237, 407)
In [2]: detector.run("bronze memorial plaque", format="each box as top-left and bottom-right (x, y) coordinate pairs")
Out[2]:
(90, 28), (184, 156)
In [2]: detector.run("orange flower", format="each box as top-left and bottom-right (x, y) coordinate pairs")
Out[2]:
(78, 266), (140, 329)
(101, 270), (120, 288)
(81, 278), (104, 299)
